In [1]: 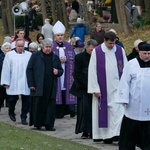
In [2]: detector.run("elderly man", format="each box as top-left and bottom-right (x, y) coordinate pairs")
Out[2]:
(88, 31), (127, 143)
(116, 42), (150, 150)
(1, 38), (31, 125)
(26, 39), (63, 131)
(52, 21), (76, 118)
(41, 18), (53, 40)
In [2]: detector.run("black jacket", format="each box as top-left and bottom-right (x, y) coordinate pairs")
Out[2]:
(127, 48), (138, 61)
(26, 51), (63, 98)
(70, 50), (90, 97)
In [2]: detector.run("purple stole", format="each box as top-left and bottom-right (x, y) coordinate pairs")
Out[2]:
(52, 41), (76, 104)
(95, 44), (123, 128)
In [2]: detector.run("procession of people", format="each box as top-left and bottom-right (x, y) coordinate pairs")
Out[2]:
(0, 1), (150, 150)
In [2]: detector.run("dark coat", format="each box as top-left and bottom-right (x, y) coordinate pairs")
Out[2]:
(70, 50), (90, 97)
(26, 51), (63, 99)
(0, 52), (5, 80)
(90, 29), (105, 45)
(72, 0), (79, 13)
(127, 48), (138, 61)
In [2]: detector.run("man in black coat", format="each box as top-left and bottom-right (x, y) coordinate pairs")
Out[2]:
(26, 39), (63, 131)
(70, 39), (98, 139)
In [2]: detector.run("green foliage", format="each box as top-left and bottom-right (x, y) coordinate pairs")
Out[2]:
(0, 121), (96, 150)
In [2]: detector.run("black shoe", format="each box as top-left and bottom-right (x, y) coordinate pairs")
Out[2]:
(93, 139), (103, 142)
(70, 111), (76, 118)
(103, 138), (113, 144)
(9, 114), (16, 122)
(21, 119), (28, 125)
(81, 132), (89, 139)
(36, 126), (41, 130)
(112, 136), (119, 142)
(45, 126), (56, 131)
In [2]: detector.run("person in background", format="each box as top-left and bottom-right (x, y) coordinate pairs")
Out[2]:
(109, 29), (124, 48)
(11, 29), (30, 50)
(0, 36), (12, 54)
(116, 42), (150, 150)
(26, 39), (63, 131)
(36, 33), (45, 51)
(90, 22), (105, 45)
(73, 39), (85, 55)
(69, 36), (80, 49)
(88, 31), (127, 143)
(0, 42), (11, 111)
(127, 39), (143, 61)
(41, 18), (53, 40)
(70, 17), (88, 42)
(52, 21), (76, 119)
(28, 42), (38, 53)
(70, 39), (98, 139)
(1, 38), (31, 125)
(28, 4), (39, 31)
(72, 0), (79, 14)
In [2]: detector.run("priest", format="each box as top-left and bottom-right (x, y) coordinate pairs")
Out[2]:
(88, 31), (127, 143)
(116, 42), (150, 149)
(52, 21), (76, 118)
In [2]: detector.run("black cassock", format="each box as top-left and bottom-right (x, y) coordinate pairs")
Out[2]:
(70, 51), (92, 134)
(29, 53), (55, 128)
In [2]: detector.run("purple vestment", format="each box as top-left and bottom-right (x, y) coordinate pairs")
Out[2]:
(95, 45), (123, 128)
(52, 41), (76, 105)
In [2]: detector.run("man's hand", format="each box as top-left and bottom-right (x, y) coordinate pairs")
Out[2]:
(53, 68), (58, 75)
(94, 92), (101, 98)
(3, 85), (9, 89)
(30, 87), (36, 90)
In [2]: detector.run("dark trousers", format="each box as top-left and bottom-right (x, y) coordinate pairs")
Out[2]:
(119, 115), (150, 150)
(0, 86), (7, 108)
(8, 95), (30, 120)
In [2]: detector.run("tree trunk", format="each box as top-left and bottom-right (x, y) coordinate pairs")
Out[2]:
(1, 0), (9, 34)
(6, 0), (14, 35)
(80, 0), (91, 30)
(50, 0), (57, 24)
(41, 0), (47, 23)
(115, 0), (133, 35)
(61, 0), (69, 29)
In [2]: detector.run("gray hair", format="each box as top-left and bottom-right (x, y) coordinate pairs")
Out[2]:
(41, 38), (53, 48)
(3, 36), (12, 44)
(1, 42), (11, 51)
(29, 42), (38, 49)
(86, 39), (98, 47)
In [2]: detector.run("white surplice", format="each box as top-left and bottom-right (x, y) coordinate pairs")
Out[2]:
(88, 43), (127, 139)
(1, 50), (31, 95)
(116, 58), (150, 121)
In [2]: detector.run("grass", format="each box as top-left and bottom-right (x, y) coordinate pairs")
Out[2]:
(0, 121), (96, 150)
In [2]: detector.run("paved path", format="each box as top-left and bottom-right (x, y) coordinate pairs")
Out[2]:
(0, 100), (140, 150)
